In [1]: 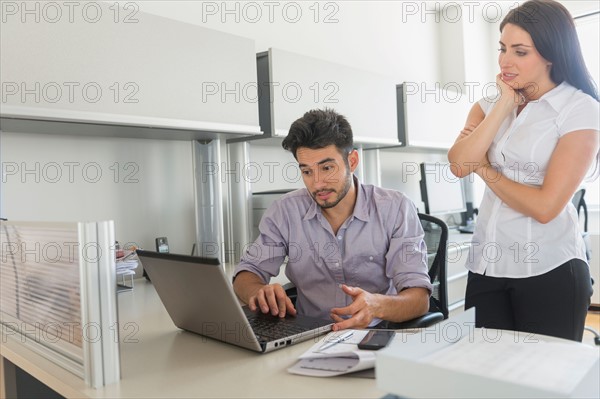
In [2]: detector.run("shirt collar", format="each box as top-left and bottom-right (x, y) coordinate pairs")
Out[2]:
(352, 177), (370, 222)
(535, 81), (576, 113)
(303, 175), (369, 222)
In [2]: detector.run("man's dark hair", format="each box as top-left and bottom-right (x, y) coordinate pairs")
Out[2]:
(282, 108), (354, 160)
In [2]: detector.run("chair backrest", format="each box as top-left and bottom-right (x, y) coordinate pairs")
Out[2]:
(418, 213), (449, 319)
(572, 188), (588, 233)
(572, 188), (592, 261)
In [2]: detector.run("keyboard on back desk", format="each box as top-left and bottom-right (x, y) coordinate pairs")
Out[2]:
(458, 224), (475, 234)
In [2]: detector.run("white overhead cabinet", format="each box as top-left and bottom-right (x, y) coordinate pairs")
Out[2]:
(397, 83), (474, 149)
(0, 2), (261, 140)
(251, 48), (399, 147)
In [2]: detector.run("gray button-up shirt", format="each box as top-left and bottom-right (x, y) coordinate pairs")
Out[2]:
(235, 178), (432, 320)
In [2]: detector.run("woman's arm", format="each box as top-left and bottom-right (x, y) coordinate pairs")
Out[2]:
(476, 130), (599, 223)
(448, 74), (521, 178)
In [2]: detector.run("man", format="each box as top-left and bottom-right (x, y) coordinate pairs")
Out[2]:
(233, 108), (432, 331)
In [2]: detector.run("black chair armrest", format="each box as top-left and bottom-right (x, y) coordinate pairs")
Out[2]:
(283, 282), (297, 306)
(281, 282), (296, 292)
(385, 311), (444, 329)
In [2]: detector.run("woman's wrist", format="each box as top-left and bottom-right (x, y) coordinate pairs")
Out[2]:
(497, 92), (519, 113)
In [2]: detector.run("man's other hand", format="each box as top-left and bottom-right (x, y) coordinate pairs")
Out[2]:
(329, 284), (381, 331)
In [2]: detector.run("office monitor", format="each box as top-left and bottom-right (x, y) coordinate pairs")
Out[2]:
(420, 162), (467, 215)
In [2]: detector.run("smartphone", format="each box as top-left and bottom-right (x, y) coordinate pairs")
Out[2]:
(357, 330), (395, 350)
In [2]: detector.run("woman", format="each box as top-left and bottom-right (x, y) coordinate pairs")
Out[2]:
(448, 0), (599, 341)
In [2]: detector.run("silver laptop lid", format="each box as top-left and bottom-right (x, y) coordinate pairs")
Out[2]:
(137, 250), (263, 352)
(137, 250), (332, 353)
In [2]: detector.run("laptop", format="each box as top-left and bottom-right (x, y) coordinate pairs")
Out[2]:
(136, 250), (332, 353)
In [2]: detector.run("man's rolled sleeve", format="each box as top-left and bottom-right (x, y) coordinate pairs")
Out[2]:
(386, 198), (433, 294)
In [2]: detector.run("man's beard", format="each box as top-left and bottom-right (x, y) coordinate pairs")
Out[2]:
(313, 172), (352, 209)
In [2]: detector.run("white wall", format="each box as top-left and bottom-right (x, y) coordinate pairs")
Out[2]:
(379, 149), (450, 211)
(0, 132), (196, 256)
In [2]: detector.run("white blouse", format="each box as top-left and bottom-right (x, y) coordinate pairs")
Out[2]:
(467, 82), (600, 278)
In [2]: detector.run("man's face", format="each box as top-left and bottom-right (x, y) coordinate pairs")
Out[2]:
(296, 145), (356, 209)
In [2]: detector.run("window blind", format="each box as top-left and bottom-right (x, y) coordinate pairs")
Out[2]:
(0, 220), (120, 388)
(0, 223), (83, 358)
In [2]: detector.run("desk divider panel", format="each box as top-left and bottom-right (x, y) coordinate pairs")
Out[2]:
(0, 220), (119, 388)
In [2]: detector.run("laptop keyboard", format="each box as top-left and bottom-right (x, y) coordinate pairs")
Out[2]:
(247, 314), (311, 341)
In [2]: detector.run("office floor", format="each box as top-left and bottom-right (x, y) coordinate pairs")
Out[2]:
(584, 311), (600, 347)
(586, 311), (600, 329)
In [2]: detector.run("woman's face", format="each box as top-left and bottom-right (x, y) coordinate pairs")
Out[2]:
(498, 23), (554, 99)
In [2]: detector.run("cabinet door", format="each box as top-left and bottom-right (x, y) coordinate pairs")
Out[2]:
(397, 83), (473, 149)
(260, 48), (399, 146)
(0, 2), (261, 139)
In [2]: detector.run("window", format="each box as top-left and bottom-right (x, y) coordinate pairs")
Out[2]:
(576, 12), (600, 207)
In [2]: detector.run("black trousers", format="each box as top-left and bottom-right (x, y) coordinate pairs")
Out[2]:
(464, 259), (593, 341)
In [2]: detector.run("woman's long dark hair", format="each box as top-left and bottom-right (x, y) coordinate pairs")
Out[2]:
(501, 0), (598, 101)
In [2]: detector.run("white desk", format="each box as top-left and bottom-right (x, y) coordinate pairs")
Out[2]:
(1, 280), (384, 398)
(3, 274), (599, 398)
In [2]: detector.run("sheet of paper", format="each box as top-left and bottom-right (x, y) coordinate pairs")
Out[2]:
(288, 357), (361, 377)
(288, 330), (378, 377)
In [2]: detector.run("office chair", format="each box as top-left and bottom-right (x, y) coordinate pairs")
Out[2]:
(386, 213), (449, 329)
(283, 213), (449, 329)
(572, 188), (591, 261)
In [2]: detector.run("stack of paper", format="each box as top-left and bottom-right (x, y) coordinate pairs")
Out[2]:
(116, 250), (139, 291)
(376, 309), (600, 398)
(288, 330), (377, 377)
(421, 335), (599, 396)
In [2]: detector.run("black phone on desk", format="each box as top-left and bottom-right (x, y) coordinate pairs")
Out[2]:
(155, 237), (169, 253)
(358, 330), (395, 350)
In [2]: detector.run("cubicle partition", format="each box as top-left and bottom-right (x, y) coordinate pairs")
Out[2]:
(0, 220), (120, 389)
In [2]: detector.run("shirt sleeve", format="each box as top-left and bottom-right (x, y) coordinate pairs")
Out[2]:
(557, 95), (600, 137)
(478, 95), (497, 116)
(233, 199), (289, 283)
(385, 196), (433, 295)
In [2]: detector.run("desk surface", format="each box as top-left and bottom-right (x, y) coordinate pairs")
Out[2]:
(1, 280), (384, 398)
(3, 278), (599, 398)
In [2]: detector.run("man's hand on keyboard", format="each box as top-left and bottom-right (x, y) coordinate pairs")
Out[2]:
(248, 283), (297, 318)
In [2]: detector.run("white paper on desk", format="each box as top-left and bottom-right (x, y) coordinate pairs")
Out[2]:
(420, 333), (599, 396)
(288, 330), (377, 377)
(116, 260), (138, 270)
